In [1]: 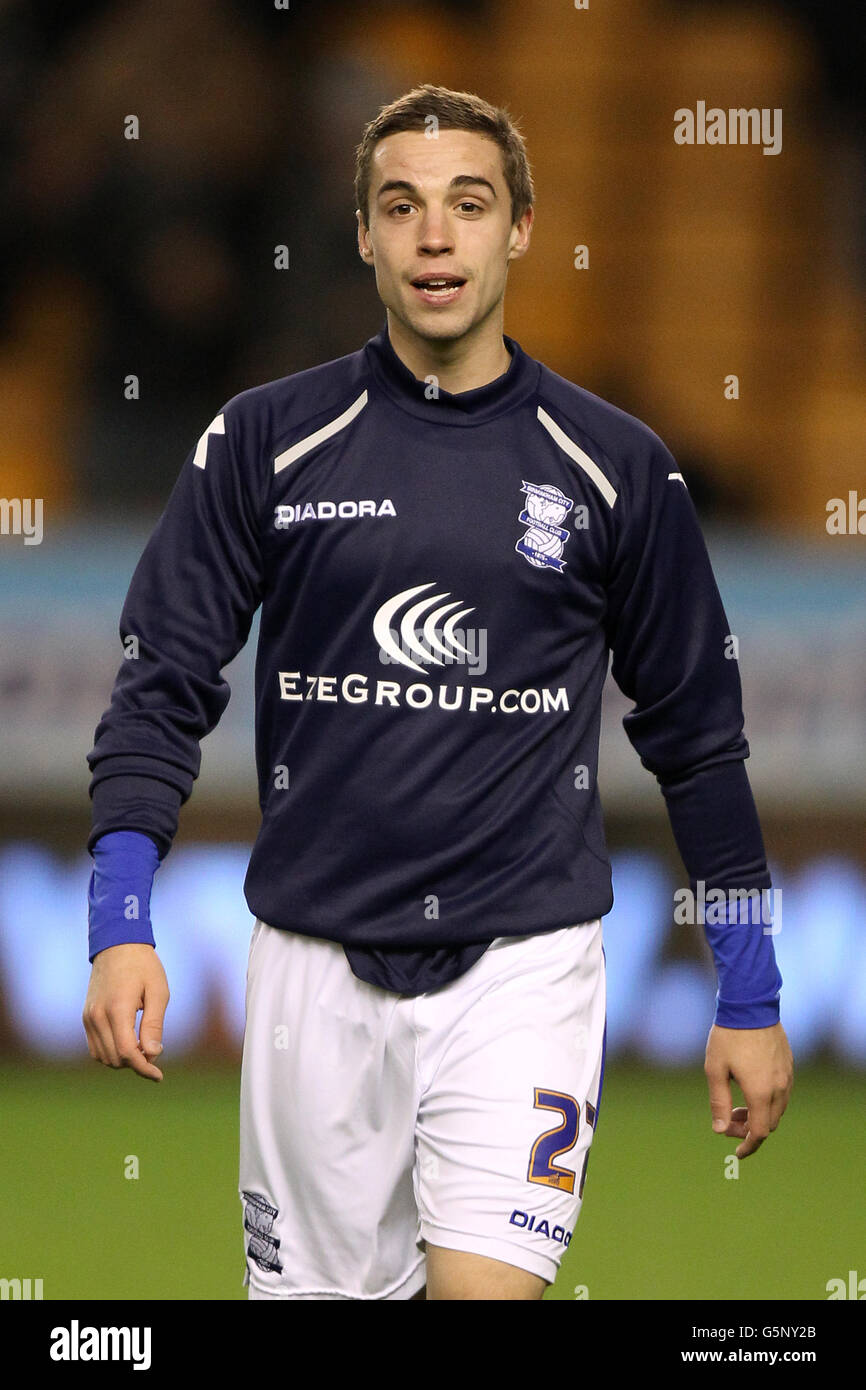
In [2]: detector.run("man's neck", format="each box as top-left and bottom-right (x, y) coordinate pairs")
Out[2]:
(385, 310), (512, 395)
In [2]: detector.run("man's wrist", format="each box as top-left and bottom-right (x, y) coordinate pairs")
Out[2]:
(89, 922), (157, 961)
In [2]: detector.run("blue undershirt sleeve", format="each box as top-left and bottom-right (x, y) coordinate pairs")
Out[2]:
(87, 830), (160, 961)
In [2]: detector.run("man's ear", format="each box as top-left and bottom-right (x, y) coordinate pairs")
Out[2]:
(357, 210), (373, 263)
(507, 205), (534, 262)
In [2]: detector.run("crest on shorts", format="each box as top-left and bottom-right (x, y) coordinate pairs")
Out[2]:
(242, 1190), (283, 1274)
(515, 482), (573, 573)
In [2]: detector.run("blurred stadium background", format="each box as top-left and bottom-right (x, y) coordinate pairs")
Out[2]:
(0, 0), (863, 1301)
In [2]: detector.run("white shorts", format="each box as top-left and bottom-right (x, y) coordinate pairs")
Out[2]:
(238, 916), (607, 1299)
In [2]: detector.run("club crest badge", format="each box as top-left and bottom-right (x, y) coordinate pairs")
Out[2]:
(515, 481), (574, 572)
(242, 1190), (283, 1274)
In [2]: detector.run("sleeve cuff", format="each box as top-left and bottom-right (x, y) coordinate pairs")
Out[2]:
(714, 995), (781, 1029)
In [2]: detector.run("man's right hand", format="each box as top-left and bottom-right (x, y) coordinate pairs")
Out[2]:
(82, 943), (169, 1082)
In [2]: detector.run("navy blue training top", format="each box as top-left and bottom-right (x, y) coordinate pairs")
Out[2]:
(87, 322), (772, 995)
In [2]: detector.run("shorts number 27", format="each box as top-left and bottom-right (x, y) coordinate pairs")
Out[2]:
(528, 1088), (596, 1198)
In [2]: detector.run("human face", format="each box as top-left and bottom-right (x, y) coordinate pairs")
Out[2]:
(357, 127), (532, 349)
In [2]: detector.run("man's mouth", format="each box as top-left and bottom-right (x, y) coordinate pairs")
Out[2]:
(410, 274), (467, 302)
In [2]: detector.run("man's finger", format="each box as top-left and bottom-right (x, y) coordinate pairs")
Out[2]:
(768, 1088), (789, 1131)
(87, 1006), (121, 1068)
(736, 1095), (772, 1159)
(737, 1130), (767, 1158)
(138, 983), (169, 1062)
(118, 1035), (163, 1081)
(107, 1007), (163, 1082)
(721, 1108), (749, 1139)
(82, 1010), (100, 1062)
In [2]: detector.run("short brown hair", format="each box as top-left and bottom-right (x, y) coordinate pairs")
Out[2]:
(354, 83), (534, 229)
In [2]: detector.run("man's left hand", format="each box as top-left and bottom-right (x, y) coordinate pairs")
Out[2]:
(704, 1021), (794, 1159)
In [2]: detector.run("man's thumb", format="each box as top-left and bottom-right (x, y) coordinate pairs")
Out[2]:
(707, 1070), (732, 1133)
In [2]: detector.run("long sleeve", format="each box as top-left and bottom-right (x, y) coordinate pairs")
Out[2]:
(86, 401), (267, 855)
(603, 434), (780, 1025)
(605, 437), (749, 786)
(604, 434), (770, 889)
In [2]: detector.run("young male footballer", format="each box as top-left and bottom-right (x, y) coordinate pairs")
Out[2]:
(83, 84), (793, 1301)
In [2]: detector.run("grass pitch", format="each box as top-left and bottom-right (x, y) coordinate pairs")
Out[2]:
(0, 1061), (860, 1301)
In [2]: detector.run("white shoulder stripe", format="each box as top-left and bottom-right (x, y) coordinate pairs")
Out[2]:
(536, 406), (617, 508)
(274, 390), (368, 474)
(193, 413), (225, 469)
(667, 471), (686, 484)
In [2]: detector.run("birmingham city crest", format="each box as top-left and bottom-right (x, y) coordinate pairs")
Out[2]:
(515, 481), (574, 572)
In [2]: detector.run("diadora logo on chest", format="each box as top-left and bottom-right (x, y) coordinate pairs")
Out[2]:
(274, 498), (396, 528)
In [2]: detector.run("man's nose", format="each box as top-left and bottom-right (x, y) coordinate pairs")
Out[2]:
(417, 209), (454, 252)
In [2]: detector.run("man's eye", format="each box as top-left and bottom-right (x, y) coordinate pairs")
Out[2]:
(389, 203), (413, 215)
(458, 202), (482, 213)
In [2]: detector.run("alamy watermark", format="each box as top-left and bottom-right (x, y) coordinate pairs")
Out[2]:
(826, 1269), (865, 1299)
(378, 625), (487, 675)
(675, 103), (782, 156)
(826, 491), (865, 535)
(673, 880), (780, 934)
(1, 1276), (43, 1299)
(49, 1321), (151, 1370)
(0, 497), (43, 545)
